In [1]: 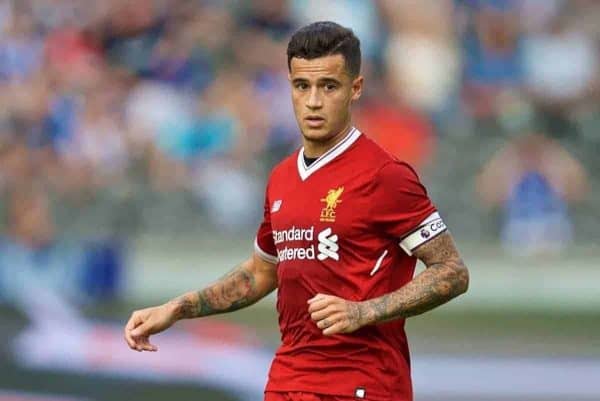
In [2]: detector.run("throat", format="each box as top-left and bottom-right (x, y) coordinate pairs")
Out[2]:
(303, 155), (318, 167)
(302, 125), (354, 159)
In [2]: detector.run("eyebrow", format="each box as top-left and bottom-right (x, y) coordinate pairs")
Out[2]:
(292, 77), (343, 85)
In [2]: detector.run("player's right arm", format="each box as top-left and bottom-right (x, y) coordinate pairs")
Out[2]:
(124, 252), (277, 352)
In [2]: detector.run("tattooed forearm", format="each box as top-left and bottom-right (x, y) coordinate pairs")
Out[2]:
(360, 232), (469, 325)
(168, 257), (273, 320)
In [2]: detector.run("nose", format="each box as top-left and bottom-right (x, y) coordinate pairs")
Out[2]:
(306, 87), (323, 109)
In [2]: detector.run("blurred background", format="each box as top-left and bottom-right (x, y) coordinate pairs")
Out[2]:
(0, 0), (598, 400)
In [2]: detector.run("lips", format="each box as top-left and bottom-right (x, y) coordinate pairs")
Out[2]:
(305, 116), (325, 128)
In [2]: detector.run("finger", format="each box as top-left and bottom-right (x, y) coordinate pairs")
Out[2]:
(125, 313), (145, 348)
(130, 321), (160, 352)
(130, 336), (146, 351)
(125, 312), (143, 331)
(316, 313), (343, 330)
(310, 305), (337, 322)
(125, 318), (142, 349)
(125, 332), (137, 349)
(323, 321), (346, 336)
(132, 337), (148, 352)
(138, 340), (158, 352)
(316, 318), (330, 330)
(138, 334), (158, 351)
(124, 326), (135, 348)
(307, 296), (335, 313)
(307, 293), (328, 304)
(130, 320), (152, 338)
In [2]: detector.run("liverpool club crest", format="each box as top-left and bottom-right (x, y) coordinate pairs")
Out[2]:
(320, 187), (344, 222)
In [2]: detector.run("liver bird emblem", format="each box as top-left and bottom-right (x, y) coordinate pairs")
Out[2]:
(320, 187), (344, 222)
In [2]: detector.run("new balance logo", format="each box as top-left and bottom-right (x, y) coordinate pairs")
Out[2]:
(271, 200), (282, 213)
(317, 228), (339, 261)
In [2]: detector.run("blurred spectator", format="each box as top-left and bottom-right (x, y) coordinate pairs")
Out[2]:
(523, 9), (600, 138)
(240, 0), (295, 40)
(5, 185), (54, 249)
(355, 72), (436, 171)
(59, 73), (130, 187)
(0, 9), (43, 82)
(290, 0), (383, 60)
(254, 65), (299, 166)
(518, 0), (563, 34)
(124, 79), (195, 190)
(461, 0), (524, 119)
(45, 24), (104, 86)
(382, 0), (460, 119)
(570, 0), (600, 42)
(477, 133), (589, 255)
(99, 0), (166, 74)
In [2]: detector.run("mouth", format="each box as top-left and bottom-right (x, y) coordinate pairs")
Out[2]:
(304, 116), (325, 128)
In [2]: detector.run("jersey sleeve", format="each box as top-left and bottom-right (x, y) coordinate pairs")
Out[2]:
(254, 184), (278, 264)
(370, 161), (447, 256)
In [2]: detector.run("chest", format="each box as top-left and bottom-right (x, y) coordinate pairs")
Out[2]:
(269, 172), (370, 238)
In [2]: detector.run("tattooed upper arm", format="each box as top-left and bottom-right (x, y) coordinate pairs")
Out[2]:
(412, 231), (469, 293)
(252, 252), (278, 285)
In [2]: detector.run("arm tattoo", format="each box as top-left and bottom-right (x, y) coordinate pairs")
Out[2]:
(348, 301), (363, 326)
(169, 262), (262, 319)
(360, 232), (469, 324)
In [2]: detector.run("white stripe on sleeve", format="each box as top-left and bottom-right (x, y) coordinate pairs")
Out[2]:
(254, 238), (278, 264)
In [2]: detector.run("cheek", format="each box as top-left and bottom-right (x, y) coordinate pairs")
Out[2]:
(290, 94), (303, 113)
(291, 90), (307, 104)
(329, 95), (351, 115)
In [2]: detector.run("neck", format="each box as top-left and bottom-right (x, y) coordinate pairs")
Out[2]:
(303, 124), (353, 158)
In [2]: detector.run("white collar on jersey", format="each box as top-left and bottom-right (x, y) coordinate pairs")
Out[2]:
(296, 127), (362, 181)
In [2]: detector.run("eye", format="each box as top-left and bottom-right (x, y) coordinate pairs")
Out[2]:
(295, 82), (309, 90)
(325, 83), (338, 91)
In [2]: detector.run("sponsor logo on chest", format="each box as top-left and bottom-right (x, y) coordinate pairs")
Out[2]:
(272, 226), (339, 262)
(273, 187), (344, 262)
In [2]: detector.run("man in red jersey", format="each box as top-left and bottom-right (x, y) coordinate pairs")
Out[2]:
(125, 21), (469, 401)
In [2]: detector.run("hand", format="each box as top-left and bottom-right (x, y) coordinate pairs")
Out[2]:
(307, 293), (366, 336)
(124, 303), (178, 352)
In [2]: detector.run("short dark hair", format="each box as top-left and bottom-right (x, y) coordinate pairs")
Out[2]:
(287, 21), (361, 77)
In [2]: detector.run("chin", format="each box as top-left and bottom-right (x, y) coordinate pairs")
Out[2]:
(301, 126), (333, 142)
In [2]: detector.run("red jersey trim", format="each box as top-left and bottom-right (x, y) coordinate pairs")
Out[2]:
(296, 127), (361, 181)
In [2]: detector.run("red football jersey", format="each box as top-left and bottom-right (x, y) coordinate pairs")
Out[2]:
(255, 127), (447, 401)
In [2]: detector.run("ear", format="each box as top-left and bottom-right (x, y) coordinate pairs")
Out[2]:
(351, 75), (363, 102)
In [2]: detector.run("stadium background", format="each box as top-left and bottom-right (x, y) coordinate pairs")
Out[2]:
(0, 1), (598, 400)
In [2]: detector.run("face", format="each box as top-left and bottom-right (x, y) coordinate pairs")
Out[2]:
(289, 54), (363, 144)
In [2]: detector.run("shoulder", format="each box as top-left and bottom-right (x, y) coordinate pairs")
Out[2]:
(356, 136), (427, 197)
(356, 133), (421, 184)
(371, 160), (429, 202)
(376, 160), (422, 184)
(355, 133), (395, 165)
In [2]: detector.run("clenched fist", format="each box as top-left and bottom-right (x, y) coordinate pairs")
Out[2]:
(308, 293), (367, 335)
(124, 303), (178, 352)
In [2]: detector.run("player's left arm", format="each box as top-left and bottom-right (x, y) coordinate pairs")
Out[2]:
(308, 231), (469, 335)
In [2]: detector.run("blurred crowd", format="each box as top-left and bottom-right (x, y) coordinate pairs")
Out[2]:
(0, 0), (597, 256)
